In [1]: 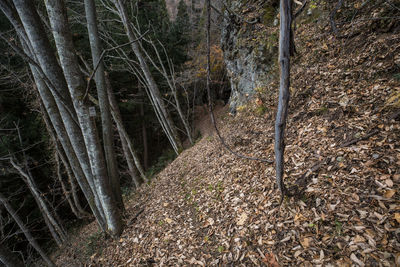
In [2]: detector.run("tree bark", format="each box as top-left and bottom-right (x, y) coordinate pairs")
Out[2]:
(0, 193), (55, 267)
(44, 0), (122, 237)
(8, 0), (107, 229)
(105, 76), (147, 184)
(40, 100), (89, 219)
(84, 0), (122, 210)
(274, 0), (292, 196)
(10, 159), (67, 247)
(138, 40), (193, 145)
(139, 91), (149, 170)
(0, 245), (24, 267)
(55, 151), (83, 219)
(56, 145), (90, 218)
(112, 0), (182, 154)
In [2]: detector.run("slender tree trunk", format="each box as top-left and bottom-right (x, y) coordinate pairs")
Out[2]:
(274, 0), (292, 196)
(105, 74), (147, 184)
(57, 145), (89, 217)
(0, 193), (55, 267)
(0, 245), (24, 267)
(138, 40), (193, 144)
(8, 0), (107, 229)
(84, 0), (122, 210)
(139, 91), (149, 170)
(40, 101), (88, 219)
(10, 159), (67, 246)
(41, 211), (63, 247)
(44, 0), (122, 236)
(112, 0), (182, 154)
(55, 151), (82, 219)
(120, 135), (141, 188)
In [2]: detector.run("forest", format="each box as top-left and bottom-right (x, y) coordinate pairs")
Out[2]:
(0, 0), (399, 266)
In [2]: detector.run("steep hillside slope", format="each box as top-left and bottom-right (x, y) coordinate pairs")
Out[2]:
(56, 2), (400, 266)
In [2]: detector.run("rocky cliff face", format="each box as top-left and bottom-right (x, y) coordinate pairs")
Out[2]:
(221, 0), (279, 112)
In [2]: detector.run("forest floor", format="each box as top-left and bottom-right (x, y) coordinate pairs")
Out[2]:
(55, 5), (400, 267)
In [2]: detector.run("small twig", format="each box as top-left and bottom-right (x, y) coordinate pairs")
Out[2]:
(388, 110), (400, 121)
(385, 0), (400, 11)
(83, 30), (149, 100)
(339, 128), (379, 148)
(0, 33), (80, 126)
(294, 0), (308, 18)
(126, 207), (144, 226)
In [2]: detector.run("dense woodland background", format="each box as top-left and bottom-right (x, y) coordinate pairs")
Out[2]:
(0, 0), (399, 266)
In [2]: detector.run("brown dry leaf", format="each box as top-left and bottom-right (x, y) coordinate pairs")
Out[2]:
(165, 218), (173, 224)
(353, 235), (365, 243)
(261, 252), (279, 267)
(300, 237), (311, 248)
(236, 212), (248, 226)
(394, 213), (400, 223)
(385, 179), (393, 187)
(384, 189), (396, 198)
(395, 253), (400, 266)
(294, 213), (307, 225)
(350, 253), (365, 267)
(255, 98), (263, 106)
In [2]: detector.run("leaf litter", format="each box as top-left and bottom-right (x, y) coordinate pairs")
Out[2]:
(57, 1), (400, 266)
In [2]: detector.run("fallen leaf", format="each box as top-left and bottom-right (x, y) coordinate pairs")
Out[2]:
(294, 213), (306, 225)
(395, 253), (400, 266)
(300, 237), (311, 248)
(394, 213), (400, 223)
(350, 253), (365, 267)
(261, 252), (279, 267)
(353, 235), (365, 243)
(237, 212), (248, 226)
(384, 189), (395, 198)
(385, 179), (393, 187)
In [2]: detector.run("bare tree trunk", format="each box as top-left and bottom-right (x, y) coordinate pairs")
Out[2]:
(139, 90), (149, 170)
(40, 100), (89, 219)
(44, 0), (122, 237)
(32, 68), (105, 228)
(138, 39), (193, 145)
(112, 0), (182, 154)
(84, 0), (122, 210)
(41, 211), (63, 247)
(56, 145), (89, 218)
(105, 74), (147, 184)
(0, 193), (55, 267)
(274, 0), (292, 197)
(10, 159), (67, 246)
(55, 151), (82, 219)
(0, 245), (24, 267)
(7, 0), (107, 229)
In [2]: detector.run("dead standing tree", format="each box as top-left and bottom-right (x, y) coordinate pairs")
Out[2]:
(275, 0), (293, 199)
(207, 0), (291, 199)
